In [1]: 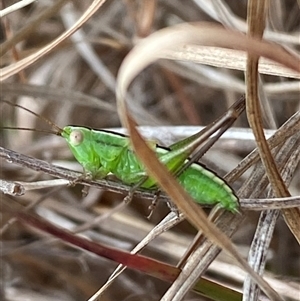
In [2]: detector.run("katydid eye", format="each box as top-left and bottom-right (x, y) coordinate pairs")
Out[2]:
(70, 130), (84, 146)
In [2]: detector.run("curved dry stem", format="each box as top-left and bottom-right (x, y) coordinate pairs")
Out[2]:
(115, 21), (299, 301)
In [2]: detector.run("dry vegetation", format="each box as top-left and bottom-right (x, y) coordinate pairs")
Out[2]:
(0, 1), (300, 301)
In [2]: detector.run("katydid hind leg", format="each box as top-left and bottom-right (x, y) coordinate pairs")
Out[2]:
(170, 95), (245, 178)
(168, 94), (245, 164)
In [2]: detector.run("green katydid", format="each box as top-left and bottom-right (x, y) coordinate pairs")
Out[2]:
(1, 98), (242, 212)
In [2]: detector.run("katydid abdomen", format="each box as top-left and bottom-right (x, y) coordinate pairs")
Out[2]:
(177, 166), (238, 212)
(62, 126), (239, 212)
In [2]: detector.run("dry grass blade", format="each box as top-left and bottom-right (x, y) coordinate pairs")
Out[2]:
(0, 0), (107, 80)
(115, 22), (300, 301)
(1, 200), (179, 279)
(0, 0), (69, 56)
(245, 0), (300, 244)
(0, 0), (38, 18)
(166, 46), (300, 79)
(89, 212), (185, 300)
(1, 83), (116, 111)
(243, 132), (300, 300)
(1, 198), (244, 301)
(116, 23), (299, 123)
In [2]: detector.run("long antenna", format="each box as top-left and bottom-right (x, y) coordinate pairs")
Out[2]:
(1, 127), (58, 135)
(1, 100), (63, 135)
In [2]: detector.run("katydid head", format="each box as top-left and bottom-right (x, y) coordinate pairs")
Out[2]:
(60, 126), (97, 173)
(61, 126), (91, 148)
(2, 100), (95, 171)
